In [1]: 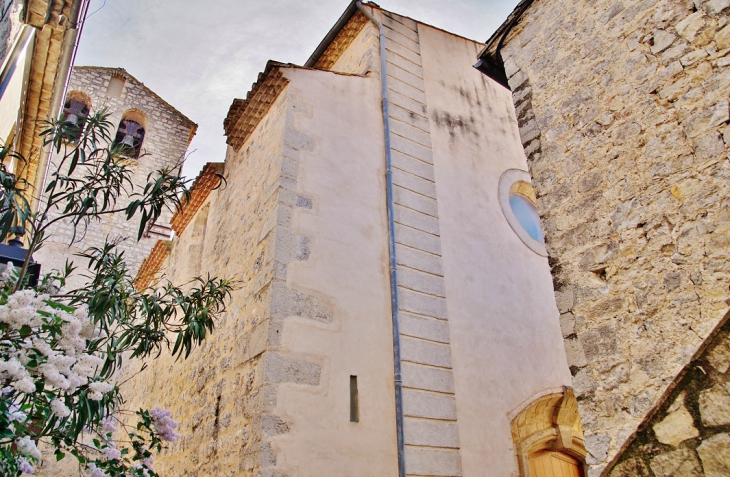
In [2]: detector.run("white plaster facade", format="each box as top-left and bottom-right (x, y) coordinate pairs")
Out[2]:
(122, 4), (577, 477)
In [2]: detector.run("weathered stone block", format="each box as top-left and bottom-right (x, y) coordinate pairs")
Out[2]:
(393, 184), (439, 217)
(699, 383), (730, 427)
(649, 448), (703, 477)
(403, 388), (457, 420)
(394, 204), (440, 235)
(395, 224), (442, 255)
(704, 0), (730, 15)
(652, 400), (699, 447)
(697, 433), (730, 477)
(675, 12), (706, 42)
(608, 458), (651, 477)
(398, 266), (446, 297)
(560, 312), (576, 337)
(396, 244), (444, 276)
(402, 362), (454, 393)
(585, 432), (610, 465)
(392, 168), (437, 199)
(400, 313), (450, 343)
(405, 447), (462, 476)
(564, 336), (587, 368)
(399, 287), (448, 319)
(264, 352), (321, 386)
(390, 133), (433, 164)
(404, 417), (460, 448)
(707, 332), (730, 372)
(401, 335), (452, 368)
(651, 30), (676, 54)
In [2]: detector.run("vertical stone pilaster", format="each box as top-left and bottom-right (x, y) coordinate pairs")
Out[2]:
(382, 11), (463, 477)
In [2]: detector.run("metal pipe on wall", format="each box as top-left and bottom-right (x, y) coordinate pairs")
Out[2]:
(355, 3), (406, 477)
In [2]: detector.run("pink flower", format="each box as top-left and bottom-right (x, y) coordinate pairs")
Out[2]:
(150, 407), (181, 442)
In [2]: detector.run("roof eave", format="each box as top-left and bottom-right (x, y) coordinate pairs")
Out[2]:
(304, 0), (361, 68)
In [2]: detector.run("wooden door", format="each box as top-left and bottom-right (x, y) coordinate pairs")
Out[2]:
(528, 450), (583, 477)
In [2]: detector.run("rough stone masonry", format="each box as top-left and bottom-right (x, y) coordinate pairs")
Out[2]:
(494, 0), (730, 474)
(37, 66), (196, 280)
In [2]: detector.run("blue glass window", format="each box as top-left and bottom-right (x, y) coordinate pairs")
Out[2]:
(509, 193), (544, 242)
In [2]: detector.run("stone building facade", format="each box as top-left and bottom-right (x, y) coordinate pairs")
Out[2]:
(0, 0), (85, 211)
(120, 3), (583, 477)
(35, 66), (197, 279)
(478, 0), (730, 474)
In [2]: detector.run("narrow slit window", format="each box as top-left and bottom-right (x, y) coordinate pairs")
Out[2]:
(350, 375), (359, 423)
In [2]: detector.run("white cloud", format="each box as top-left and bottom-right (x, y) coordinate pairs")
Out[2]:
(75, 0), (519, 179)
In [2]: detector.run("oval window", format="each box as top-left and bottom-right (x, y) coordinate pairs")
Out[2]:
(509, 182), (544, 242)
(498, 170), (547, 256)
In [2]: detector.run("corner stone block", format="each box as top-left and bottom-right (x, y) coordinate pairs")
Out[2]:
(405, 447), (462, 477)
(264, 352), (321, 386)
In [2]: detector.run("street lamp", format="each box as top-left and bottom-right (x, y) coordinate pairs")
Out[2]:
(0, 232), (41, 287)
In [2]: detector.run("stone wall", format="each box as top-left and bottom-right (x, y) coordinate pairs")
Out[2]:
(497, 0), (730, 474)
(121, 88), (290, 476)
(36, 66), (196, 280)
(607, 311), (730, 477)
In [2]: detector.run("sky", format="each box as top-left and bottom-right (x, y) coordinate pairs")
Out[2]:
(74, 0), (520, 179)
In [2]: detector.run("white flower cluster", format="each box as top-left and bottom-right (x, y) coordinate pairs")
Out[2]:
(15, 436), (41, 460)
(150, 407), (181, 442)
(86, 462), (106, 477)
(0, 262), (17, 283)
(0, 291), (113, 400)
(0, 290), (49, 329)
(50, 399), (71, 418)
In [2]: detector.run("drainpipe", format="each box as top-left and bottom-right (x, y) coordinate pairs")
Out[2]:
(32, 0), (87, 212)
(355, 3), (406, 477)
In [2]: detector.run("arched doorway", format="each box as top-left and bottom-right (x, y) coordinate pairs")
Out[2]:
(529, 450), (583, 477)
(510, 388), (587, 477)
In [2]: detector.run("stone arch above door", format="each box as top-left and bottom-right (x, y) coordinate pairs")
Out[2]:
(511, 387), (587, 476)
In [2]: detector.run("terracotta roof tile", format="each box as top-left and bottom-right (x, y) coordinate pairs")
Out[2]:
(170, 162), (224, 236)
(134, 239), (171, 290)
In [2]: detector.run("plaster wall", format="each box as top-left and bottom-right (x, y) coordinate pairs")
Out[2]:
(118, 65), (400, 477)
(498, 0), (730, 473)
(268, 66), (398, 476)
(418, 24), (572, 476)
